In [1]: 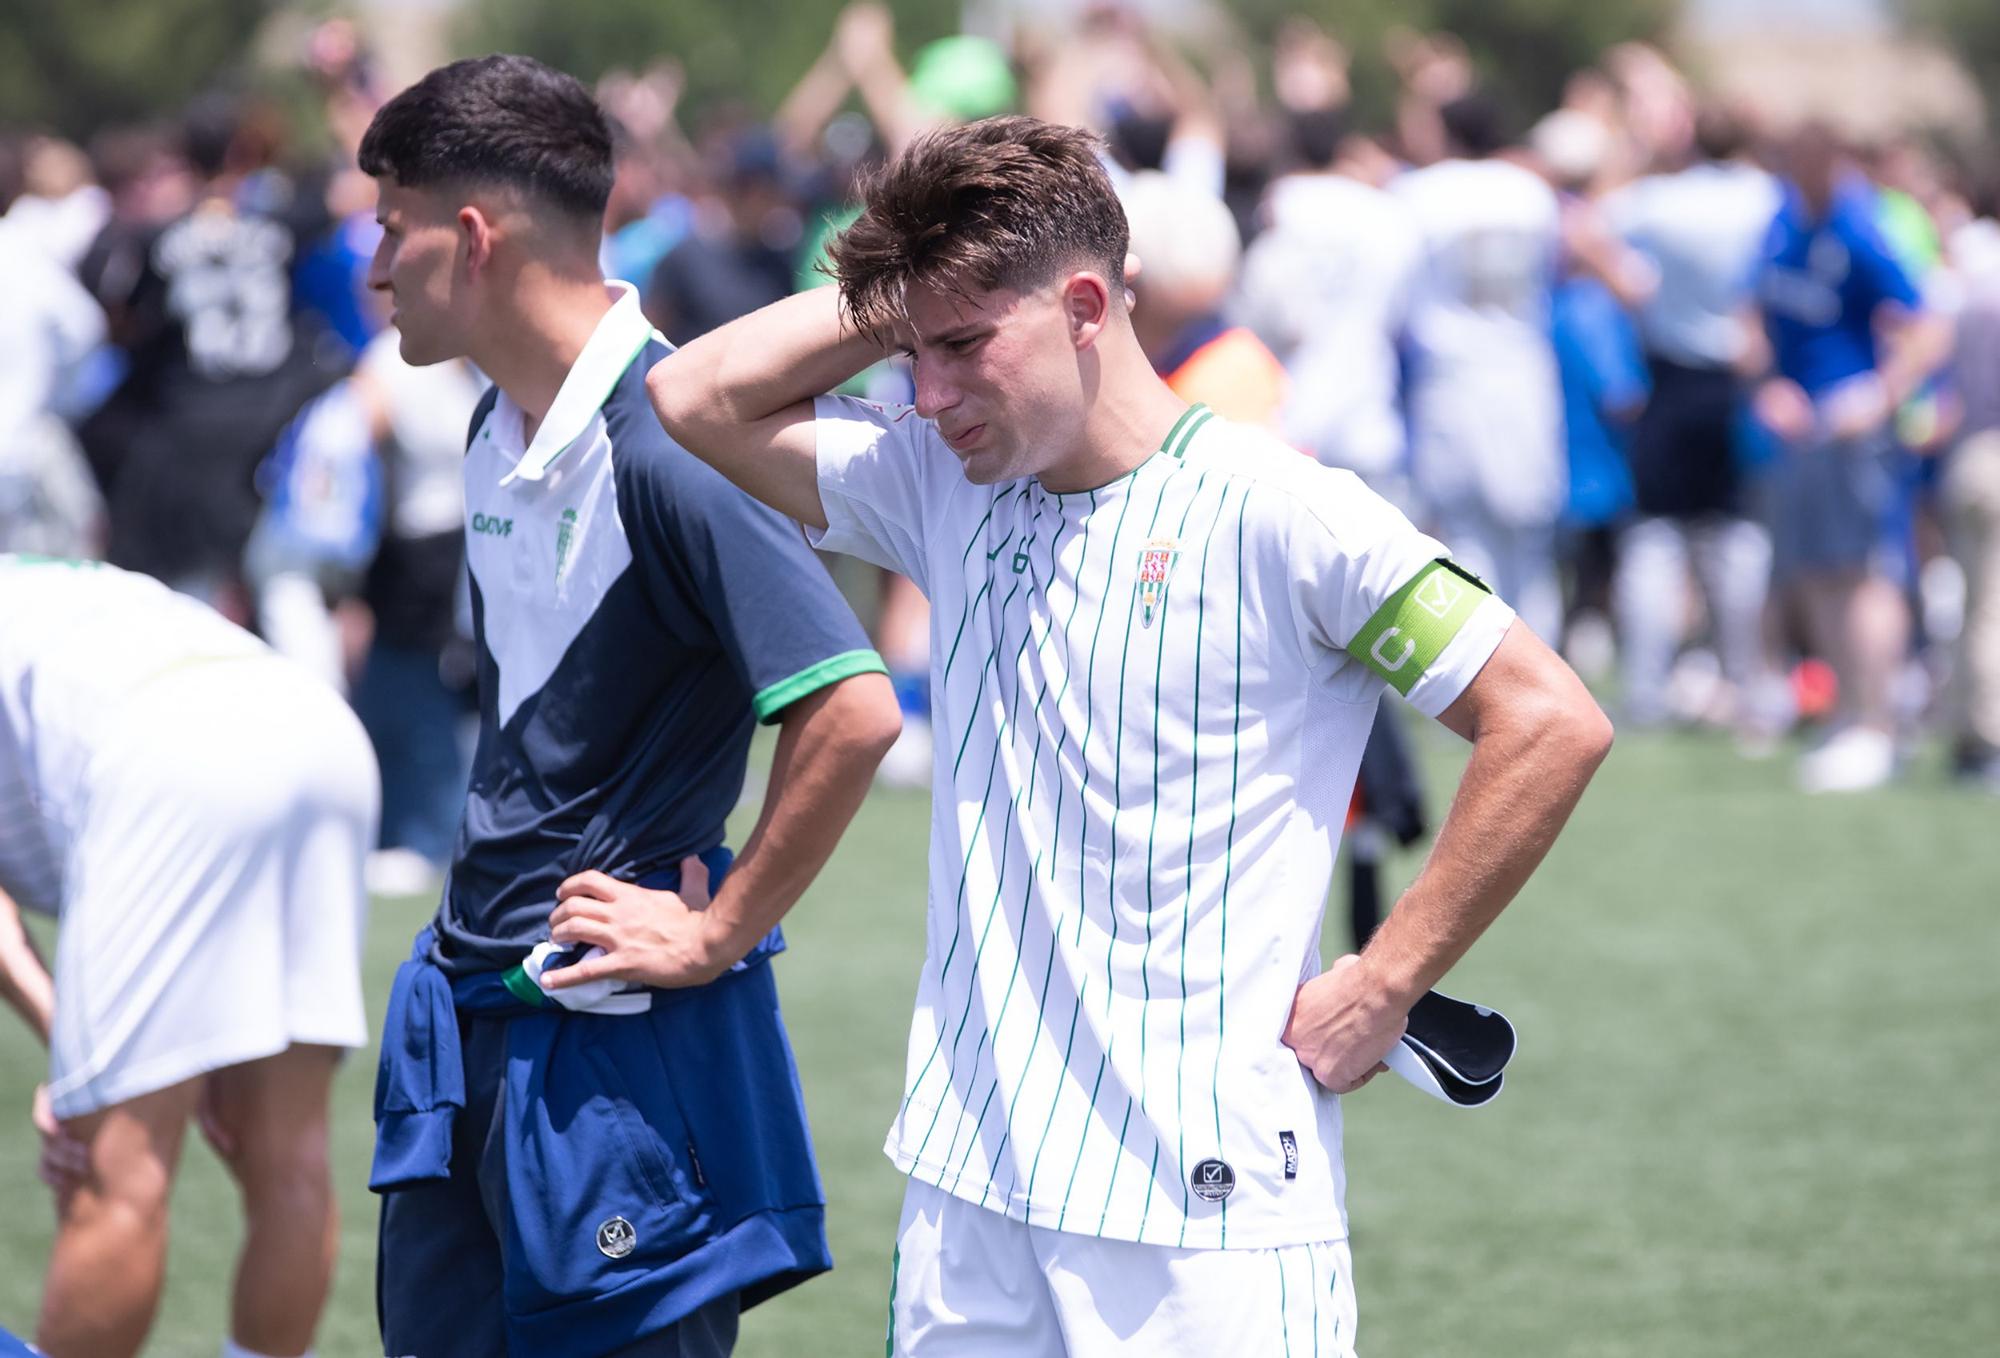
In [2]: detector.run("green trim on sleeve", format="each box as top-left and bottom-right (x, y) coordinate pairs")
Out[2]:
(1346, 559), (1492, 696)
(752, 648), (890, 724)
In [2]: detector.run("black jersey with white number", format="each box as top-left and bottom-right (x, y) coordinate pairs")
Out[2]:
(78, 194), (342, 585)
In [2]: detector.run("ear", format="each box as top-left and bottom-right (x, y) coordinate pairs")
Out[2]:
(456, 204), (498, 281)
(1062, 271), (1114, 351)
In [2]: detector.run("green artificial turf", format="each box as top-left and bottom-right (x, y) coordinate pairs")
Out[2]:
(1, 725), (1994, 1355)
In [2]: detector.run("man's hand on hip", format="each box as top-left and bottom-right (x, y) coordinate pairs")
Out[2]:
(545, 858), (730, 990)
(1282, 954), (1411, 1094)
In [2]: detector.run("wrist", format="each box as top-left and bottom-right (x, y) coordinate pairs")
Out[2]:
(692, 902), (755, 975)
(1353, 946), (1428, 1012)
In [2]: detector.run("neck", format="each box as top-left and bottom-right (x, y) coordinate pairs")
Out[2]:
(471, 267), (617, 442)
(1037, 330), (1191, 495)
(1129, 303), (1184, 369)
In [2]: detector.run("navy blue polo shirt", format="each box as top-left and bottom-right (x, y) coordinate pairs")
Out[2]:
(1758, 181), (1923, 397)
(435, 283), (883, 976)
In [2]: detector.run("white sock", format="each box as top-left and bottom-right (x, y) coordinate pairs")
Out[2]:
(222, 1341), (311, 1358)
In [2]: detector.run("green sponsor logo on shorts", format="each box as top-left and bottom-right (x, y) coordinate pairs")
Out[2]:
(471, 513), (514, 538)
(1346, 559), (1489, 695)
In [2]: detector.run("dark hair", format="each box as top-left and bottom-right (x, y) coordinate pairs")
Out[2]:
(1440, 91), (1511, 159)
(1288, 106), (1348, 171)
(182, 91), (240, 179)
(1109, 109), (1173, 173)
(0, 133), (21, 214)
(358, 54), (613, 221)
(1968, 156), (2000, 223)
(1694, 104), (1747, 164)
(831, 115), (1129, 337)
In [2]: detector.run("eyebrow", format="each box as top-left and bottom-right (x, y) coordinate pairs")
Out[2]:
(917, 322), (991, 347)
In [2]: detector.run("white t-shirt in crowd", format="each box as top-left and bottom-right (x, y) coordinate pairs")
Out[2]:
(1601, 160), (1781, 369)
(1238, 174), (1418, 481)
(1393, 158), (1565, 525)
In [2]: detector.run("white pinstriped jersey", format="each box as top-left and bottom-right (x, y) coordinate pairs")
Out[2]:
(810, 400), (1514, 1249)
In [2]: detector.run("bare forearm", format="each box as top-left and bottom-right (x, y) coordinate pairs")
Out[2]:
(1362, 701), (1611, 1004)
(660, 290), (879, 433)
(648, 289), (887, 525)
(697, 674), (899, 963)
(1878, 312), (1954, 407)
(0, 888), (54, 1044)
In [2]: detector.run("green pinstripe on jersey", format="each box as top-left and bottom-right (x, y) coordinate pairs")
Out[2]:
(1033, 477), (1141, 1226)
(942, 850), (1042, 1194)
(964, 503), (1080, 1205)
(1174, 472), (1240, 1243)
(1134, 462), (1219, 1237)
(894, 494), (1038, 1136)
(1212, 479), (1253, 1246)
(907, 503), (1046, 1164)
(981, 490), (1091, 1211)
(1024, 423), (1179, 1222)
(934, 519), (1061, 1178)
(1019, 487), (1119, 1213)
(935, 486), (1019, 697)
(1086, 471), (1173, 1236)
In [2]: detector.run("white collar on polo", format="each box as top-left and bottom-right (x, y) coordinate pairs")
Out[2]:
(500, 280), (660, 487)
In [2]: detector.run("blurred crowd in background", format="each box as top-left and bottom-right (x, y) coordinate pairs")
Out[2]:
(4, 5), (2000, 894)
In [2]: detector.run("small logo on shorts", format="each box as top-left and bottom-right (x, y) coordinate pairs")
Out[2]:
(1279, 1130), (1299, 1181)
(596, 1216), (637, 1259)
(1190, 1157), (1236, 1202)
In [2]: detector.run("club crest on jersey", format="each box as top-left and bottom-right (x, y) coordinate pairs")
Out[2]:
(1136, 537), (1181, 628)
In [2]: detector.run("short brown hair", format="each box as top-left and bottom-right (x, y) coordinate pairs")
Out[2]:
(831, 116), (1129, 337)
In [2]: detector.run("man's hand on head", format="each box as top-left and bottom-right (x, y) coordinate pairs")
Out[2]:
(545, 858), (732, 990)
(1281, 954), (1412, 1094)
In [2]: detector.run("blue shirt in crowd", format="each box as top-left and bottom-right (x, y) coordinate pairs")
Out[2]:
(1553, 275), (1646, 527)
(1758, 181), (1923, 397)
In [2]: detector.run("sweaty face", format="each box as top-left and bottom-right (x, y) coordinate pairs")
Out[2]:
(367, 179), (471, 366)
(902, 280), (1091, 487)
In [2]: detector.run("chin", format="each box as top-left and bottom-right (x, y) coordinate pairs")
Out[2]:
(956, 444), (1024, 486)
(394, 327), (451, 368)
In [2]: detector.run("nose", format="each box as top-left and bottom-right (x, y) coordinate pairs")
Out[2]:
(365, 239), (393, 295)
(912, 357), (959, 423)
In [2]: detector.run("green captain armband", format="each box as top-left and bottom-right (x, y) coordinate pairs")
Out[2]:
(1345, 559), (1492, 695)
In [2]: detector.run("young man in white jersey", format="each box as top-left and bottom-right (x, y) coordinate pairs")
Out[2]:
(0, 555), (376, 1358)
(568, 117), (1612, 1354)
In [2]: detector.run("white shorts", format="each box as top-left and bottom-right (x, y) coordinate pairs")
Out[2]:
(888, 1177), (1358, 1357)
(46, 656), (377, 1119)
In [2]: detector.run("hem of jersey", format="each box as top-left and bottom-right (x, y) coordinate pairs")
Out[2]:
(47, 1021), (364, 1121)
(751, 648), (889, 724)
(885, 1142), (1349, 1251)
